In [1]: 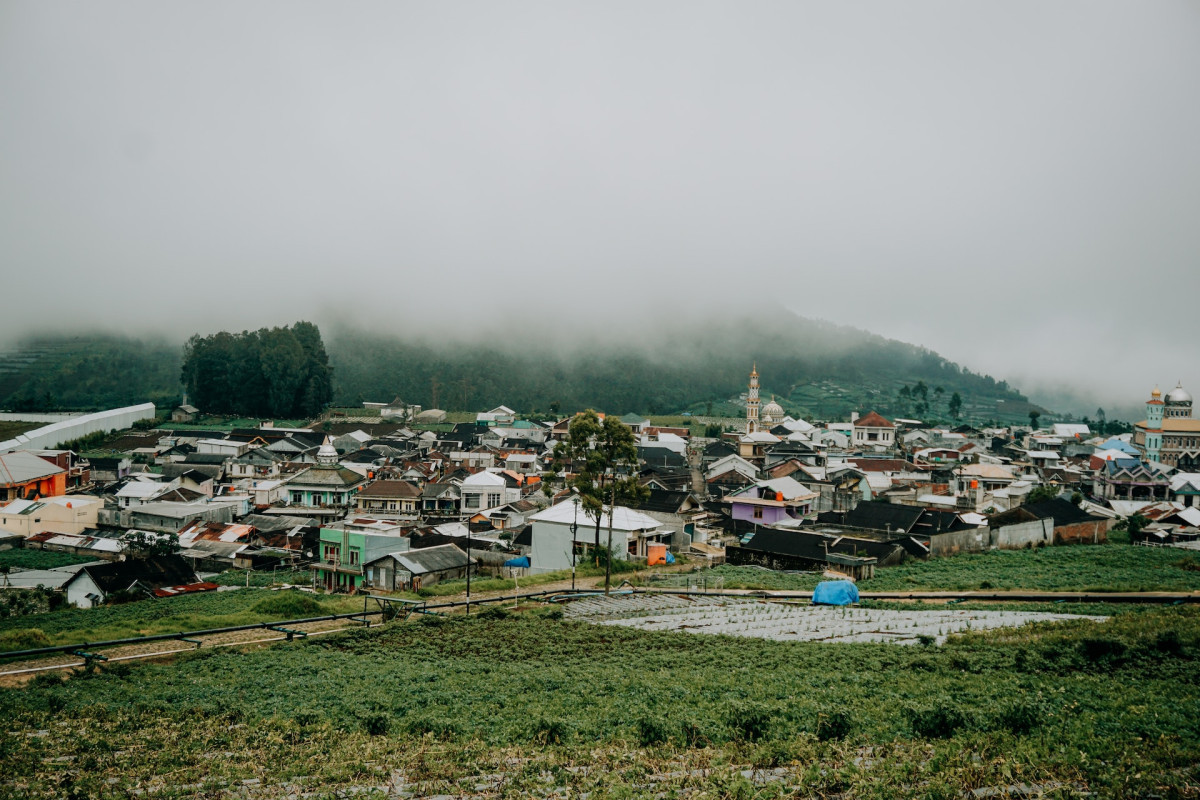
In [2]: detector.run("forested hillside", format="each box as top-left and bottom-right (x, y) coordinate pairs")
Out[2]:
(0, 335), (180, 411)
(329, 311), (1035, 422)
(0, 311), (1038, 422)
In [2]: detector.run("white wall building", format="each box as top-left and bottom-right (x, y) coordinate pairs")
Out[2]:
(527, 502), (668, 574)
(459, 471), (520, 514)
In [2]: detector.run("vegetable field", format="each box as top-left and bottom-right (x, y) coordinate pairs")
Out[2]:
(0, 588), (365, 652)
(0, 549), (96, 571)
(657, 544), (1200, 593)
(1, 605), (1198, 798)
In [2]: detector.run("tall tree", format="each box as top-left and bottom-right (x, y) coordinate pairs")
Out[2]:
(948, 391), (963, 420)
(552, 410), (647, 593)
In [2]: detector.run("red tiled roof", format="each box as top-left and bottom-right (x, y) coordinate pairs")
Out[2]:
(853, 411), (894, 428)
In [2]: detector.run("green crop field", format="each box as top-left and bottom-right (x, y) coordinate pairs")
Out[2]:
(1, 606), (1197, 799)
(0, 588), (365, 652)
(658, 545), (1200, 594)
(0, 549), (96, 571)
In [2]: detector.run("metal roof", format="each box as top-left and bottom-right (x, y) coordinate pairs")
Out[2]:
(0, 450), (64, 487)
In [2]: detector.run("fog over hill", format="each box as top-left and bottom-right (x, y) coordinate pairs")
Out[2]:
(1, 3), (1197, 416)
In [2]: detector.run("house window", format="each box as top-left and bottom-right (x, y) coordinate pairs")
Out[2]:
(487, 493), (501, 507)
(464, 494), (480, 509)
(753, 507), (763, 520)
(389, 502), (397, 510)
(323, 545), (340, 563)
(349, 550), (359, 566)
(868, 433), (879, 441)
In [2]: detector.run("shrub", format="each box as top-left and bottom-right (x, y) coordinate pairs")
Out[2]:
(531, 716), (571, 744)
(682, 719), (709, 748)
(815, 707), (853, 741)
(1155, 630), (1184, 655)
(907, 698), (969, 739)
(1080, 637), (1127, 665)
(250, 592), (325, 618)
(362, 712), (391, 736)
(542, 606), (564, 620)
(0, 628), (51, 653)
(405, 715), (460, 740)
(635, 715), (674, 747)
(992, 698), (1044, 735)
(293, 710), (321, 727)
(727, 702), (772, 742)
(751, 739), (799, 768)
(419, 613), (446, 627)
(478, 605), (508, 620)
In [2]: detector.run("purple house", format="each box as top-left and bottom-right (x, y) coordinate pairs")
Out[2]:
(730, 480), (818, 526)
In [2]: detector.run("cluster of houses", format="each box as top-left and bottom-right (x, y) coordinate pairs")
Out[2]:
(1, 373), (1198, 607)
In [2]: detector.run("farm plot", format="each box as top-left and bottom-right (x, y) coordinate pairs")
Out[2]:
(565, 593), (1106, 644)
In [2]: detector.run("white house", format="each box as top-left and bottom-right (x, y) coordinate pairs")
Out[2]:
(196, 438), (248, 458)
(477, 406), (517, 426)
(115, 477), (176, 509)
(705, 454), (758, 483)
(0, 495), (102, 536)
(527, 501), (668, 574)
(852, 411), (896, 453)
(459, 471), (521, 514)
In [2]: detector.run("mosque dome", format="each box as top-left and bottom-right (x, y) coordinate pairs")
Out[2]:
(317, 436), (340, 465)
(761, 397), (784, 423)
(1151, 387), (1162, 399)
(1167, 384), (1193, 404)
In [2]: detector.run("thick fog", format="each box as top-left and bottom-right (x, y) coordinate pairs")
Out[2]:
(1, 2), (1198, 414)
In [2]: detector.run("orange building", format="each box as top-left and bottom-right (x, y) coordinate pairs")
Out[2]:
(0, 451), (67, 502)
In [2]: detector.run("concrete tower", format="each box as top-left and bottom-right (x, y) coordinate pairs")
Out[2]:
(746, 363), (760, 434)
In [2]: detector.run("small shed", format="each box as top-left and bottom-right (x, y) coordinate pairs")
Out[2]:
(364, 544), (475, 592)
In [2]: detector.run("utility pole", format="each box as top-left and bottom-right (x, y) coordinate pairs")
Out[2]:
(465, 523), (471, 615)
(571, 489), (580, 592)
(604, 481), (616, 596)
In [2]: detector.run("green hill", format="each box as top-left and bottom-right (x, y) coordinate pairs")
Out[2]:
(329, 310), (1037, 423)
(0, 310), (1041, 423)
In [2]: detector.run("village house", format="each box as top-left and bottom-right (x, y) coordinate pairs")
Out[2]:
(63, 555), (198, 609)
(527, 502), (669, 574)
(284, 438), (368, 508)
(356, 479), (422, 516)
(0, 450), (67, 502)
(851, 411), (896, 454)
(0, 495), (102, 536)
(363, 543), (474, 592)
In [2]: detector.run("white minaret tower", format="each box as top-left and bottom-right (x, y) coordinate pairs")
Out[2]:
(746, 362), (760, 434)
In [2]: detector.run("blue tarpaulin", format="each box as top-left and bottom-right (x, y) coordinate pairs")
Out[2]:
(811, 580), (859, 606)
(665, 552), (675, 564)
(504, 556), (531, 568)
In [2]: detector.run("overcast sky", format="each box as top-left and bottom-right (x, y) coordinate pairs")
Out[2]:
(1, 2), (1197, 414)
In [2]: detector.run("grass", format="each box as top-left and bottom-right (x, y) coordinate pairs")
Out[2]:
(0, 605), (1197, 798)
(657, 544), (1200, 593)
(0, 549), (96, 571)
(0, 588), (365, 652)
(210, 568), (316, 588)
(415, 563), (637, 597)
(0, 421), (40, 440)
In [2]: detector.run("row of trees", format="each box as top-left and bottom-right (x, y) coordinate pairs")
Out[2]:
(180, 322), (333, 419)
(895, 381), (963, 420)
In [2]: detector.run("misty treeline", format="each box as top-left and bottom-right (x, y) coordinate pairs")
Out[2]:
(328, 311), (1027, 417)
(0, 311), (1032, 420)
(180, 322), (332, 418)
(0, 336), (180, 412)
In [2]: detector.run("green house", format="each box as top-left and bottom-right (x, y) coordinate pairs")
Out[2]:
(312, 522), (410, 592)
